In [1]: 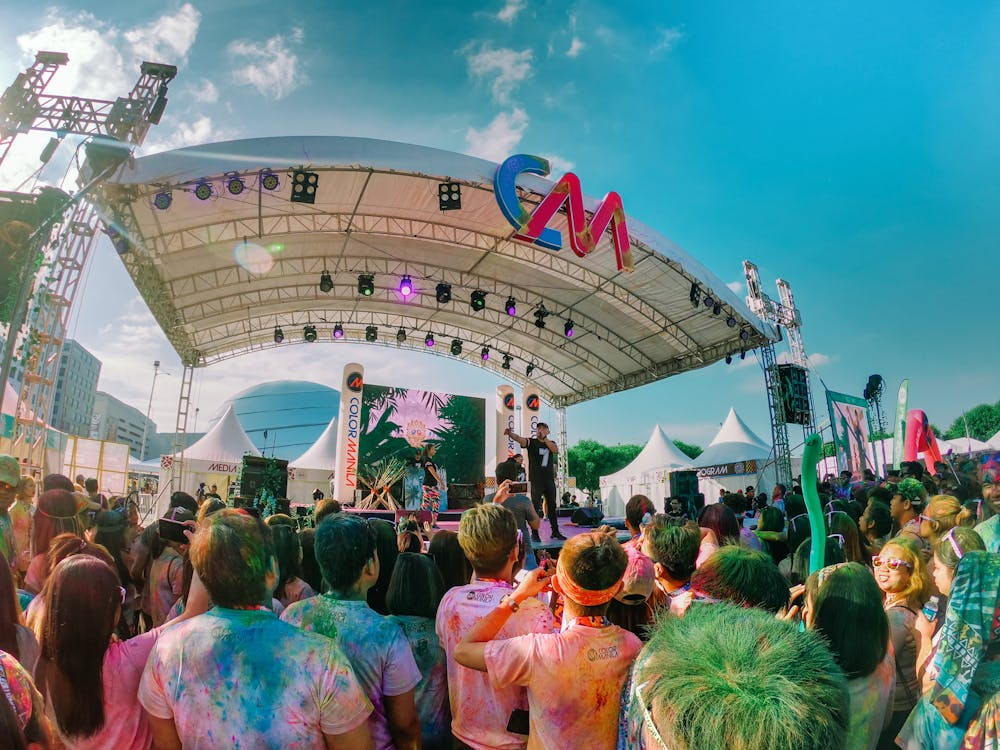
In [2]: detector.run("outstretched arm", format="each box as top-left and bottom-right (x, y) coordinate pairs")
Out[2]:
(503, 427), (529, 449)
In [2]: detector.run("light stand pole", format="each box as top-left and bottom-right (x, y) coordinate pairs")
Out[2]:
(140, 361), (160, 461)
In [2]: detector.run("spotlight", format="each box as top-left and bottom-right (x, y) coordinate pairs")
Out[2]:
(273, 327), (284, 343)
(396, 327), (406, 343)
(358, 274), (375, 296)
(533, 304), (549, 329)
(689, 283), (700, 309)
(481, 346), (490, 361)
(425, 332), (435, 348)
(504, 296), (517, 316)
(398, 275), (413, 298)
(740, 328), (751, 341)
(725, 354), (733, 365)
(106, 227), (131, 255)
(153, 191), (172, 210)
(712, 302), (722, 315)
(319, 271), (333, 293)
(438, 181), (462, 211)
(260, 170), (279, 191)
(726, 315), (736, 328)
(365, 325), (378, 342)
(450, 339), (463, 356)
(564, 319), (574, 338)
(194, 181), (212, 201)
(435, 283), (452, 303)
(225, 173), (245, 195)
(703, 294), (714, 309)
(501, 354), (512, 370)
(39, 136), (59, 164)
(526, 363), (535, 377)
(303, 325), (317, 342)
(470, 290), (487, 311)
(333, 323), (344, 339)
(740, 349), (747, 360)
(290, 168), (319, 204)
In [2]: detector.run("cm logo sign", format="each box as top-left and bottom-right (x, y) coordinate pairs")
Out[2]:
(493, 154), (633, 273)
(346, 372), (364, 392)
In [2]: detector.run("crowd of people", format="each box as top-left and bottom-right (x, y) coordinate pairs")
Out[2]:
(0, 449), (997, 749)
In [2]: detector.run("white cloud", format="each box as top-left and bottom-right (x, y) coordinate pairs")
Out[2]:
(497, 0), (527, 24)
(776, 351), (834, 368)
(465, 108), (529, 162)
(191, 79), (219, 104)
(727, 280), (743, 294)
(228, 27), (305, 99)
(465, 44), (533, 104)
(539, 153), (574, 175)
(141, 115), (231, 155)
(567, 37), (585, 58)
(124, 3), (201, 63)
(651, 27), (683, 57)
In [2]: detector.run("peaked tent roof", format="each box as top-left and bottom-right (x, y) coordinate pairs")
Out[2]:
(938, 437), (992, 454)
(290, 415), (338, 469)
(180, 404), (260, 462)
(694, 408), (772, 467)
(989, 429), (1000, 450)
(602, 425), (693, 485)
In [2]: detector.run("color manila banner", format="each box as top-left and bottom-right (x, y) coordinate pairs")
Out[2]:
(496, 385), (517, 468)
(827, 391), (874, 479)
(334, 363), (364, 502)
(892, 379), (909, 470)
(522, 388), (541, 441)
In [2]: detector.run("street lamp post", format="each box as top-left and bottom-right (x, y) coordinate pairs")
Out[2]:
(140, 361), (160, 461)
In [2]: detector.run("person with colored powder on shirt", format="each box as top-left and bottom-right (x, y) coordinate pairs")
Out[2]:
(281, 513), (422, 750)
(436, 503), (554, 750)
(455, 528), (641, 750)
(138, 509), (374, 750)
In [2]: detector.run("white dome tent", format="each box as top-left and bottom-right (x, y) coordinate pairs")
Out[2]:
(287, 415), (337, 506)
(157, 404), (260, 516)
(695, 408), (790, 499)
(599, 425), (694, 516)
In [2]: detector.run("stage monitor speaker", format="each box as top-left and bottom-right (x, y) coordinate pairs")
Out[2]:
(776, 364), (812, 426)
(571, 507), (604, 527)
(669, 470), (699, 498)
(239, 455), (289, 500)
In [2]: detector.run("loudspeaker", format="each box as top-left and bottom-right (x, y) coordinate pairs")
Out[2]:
(239, 456), (289, 500)
(669, 470), (699, 498)
(776, 364), (812, 426)
(571, 507), (604, 527)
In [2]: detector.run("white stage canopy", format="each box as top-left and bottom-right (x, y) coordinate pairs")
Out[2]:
(600, 425), (694, 516)
(288, 416), (337, 504)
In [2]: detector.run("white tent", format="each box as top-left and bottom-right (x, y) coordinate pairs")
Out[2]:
(695, 409), (775, 497)
(600, 425), (694, 516)
(938, 437), (992, 455)
(158, 405), (260, 513)
(990, 429), (1000, 450)
(287, 416), (337, 504)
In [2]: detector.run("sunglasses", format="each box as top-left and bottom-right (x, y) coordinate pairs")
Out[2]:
(118, 586), (127, 605)
(872, 556), (913, 571)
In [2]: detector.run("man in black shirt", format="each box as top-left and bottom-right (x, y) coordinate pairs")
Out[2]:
(504, 422), (564, 540)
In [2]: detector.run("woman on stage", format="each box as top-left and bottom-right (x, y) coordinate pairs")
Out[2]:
(421, 444), (445, 527)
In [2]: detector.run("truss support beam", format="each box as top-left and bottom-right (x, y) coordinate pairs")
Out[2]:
(170, 363), (195, 490)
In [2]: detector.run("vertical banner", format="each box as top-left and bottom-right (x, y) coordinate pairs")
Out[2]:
(892, 379), (909, 470)
(826, 391), (874, 479)
(496, 385), (517, 468)
(522, 388), (540, 441)
(334, 363), (364, 503)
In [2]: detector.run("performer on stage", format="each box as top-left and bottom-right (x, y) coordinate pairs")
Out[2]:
(504, 423), (565, 541)
(420, 443), (445, 526)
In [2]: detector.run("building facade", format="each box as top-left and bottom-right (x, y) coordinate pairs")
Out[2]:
(90, 391), (157, 459)
(50, 340), (101, 437)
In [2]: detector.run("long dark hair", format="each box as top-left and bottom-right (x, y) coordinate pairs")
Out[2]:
(428, 529), (472, 590)
(387, 552), (445, 619)
(93, 511), (131, 588)
(33, 489), (80, 558)
(35, 556), (121, 739)
(0, 551), (20, 660)
(270, 524), (302, 602)
(698, 503), (741, 546)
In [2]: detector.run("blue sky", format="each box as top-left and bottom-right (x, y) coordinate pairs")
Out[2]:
(1, 1), (998, 453)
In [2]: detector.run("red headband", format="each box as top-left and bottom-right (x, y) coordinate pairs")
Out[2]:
(556, 553), (622, 606)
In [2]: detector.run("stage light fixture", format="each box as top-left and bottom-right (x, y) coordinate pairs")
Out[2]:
(702, 294), (714, 309)
(153, 191), (172, 210)
(689, 283), (700, 308)
(470, 290), (487, 311)
(303, 325), (317, 343)
(501, 354), (512, 370)
(740, 349), (747, 360)
(273, 326), (284, 343)
(712, 302), (722, 315)
(438, 181), (462, 211)
(526, 363), (535, 377)
(398, 275), (413, 298)
(481, 346), (490, 361)
(504, 296), (517, 316)
(726, 315), (736, 328)
(225, 173), (245, 195)
(564, 319), (574, 338)
(333, 323), (344, 339)
(435, 283), (452, 303)
(725, 354), (733, 365)
(358, 273), (375, 296)
(39, 136), (59, 164)
(290, 168), (319, 204)
(365, 325), (378, 342)
(396, 328), (407, 343)
(740, 328), (751, 342)
(533, 305), (548, 329)
(450, 339), (463, 356)
(425, 332), (435, 347)
(318, 271), (333, 293)
(260, 170), (279, 191)
(194, 180), (212, 201)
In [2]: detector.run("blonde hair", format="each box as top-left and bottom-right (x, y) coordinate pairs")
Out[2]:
(924, 495), (974, 542)
(881, 537), (931, 607)
(458, 504), (517, 575)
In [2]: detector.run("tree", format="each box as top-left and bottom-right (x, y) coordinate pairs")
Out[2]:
(673, 440), (703, 460)
(567, 440), (643, 492)
(943, 401), (1000, 443)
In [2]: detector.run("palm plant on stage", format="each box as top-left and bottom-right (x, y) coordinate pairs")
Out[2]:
(356, 456), (408, 510)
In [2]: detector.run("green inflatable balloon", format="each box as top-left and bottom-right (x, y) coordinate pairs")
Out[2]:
(801, 433), (825, 575)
